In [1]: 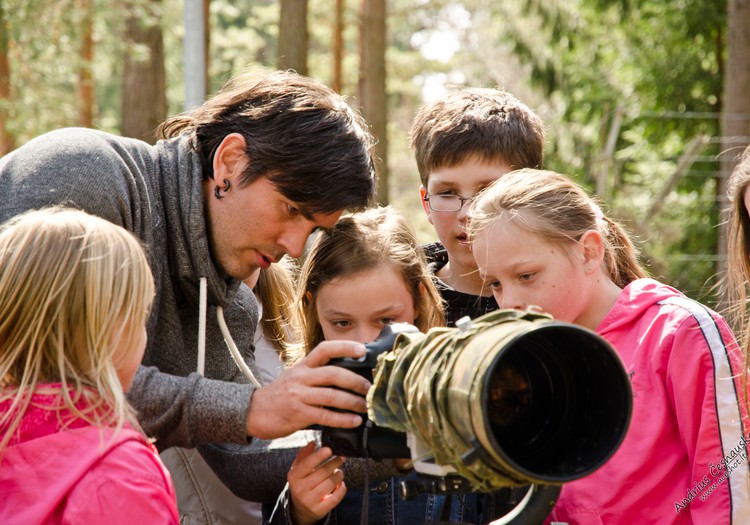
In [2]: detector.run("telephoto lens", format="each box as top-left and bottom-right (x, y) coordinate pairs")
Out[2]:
(364, 308), (633, 490)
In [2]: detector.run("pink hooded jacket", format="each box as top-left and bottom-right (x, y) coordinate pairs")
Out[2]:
(546, 278), (750, 525)
(0, 391), (179, 525)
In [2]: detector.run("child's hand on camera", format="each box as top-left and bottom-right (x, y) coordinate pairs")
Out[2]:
(289, 441), (347, 525)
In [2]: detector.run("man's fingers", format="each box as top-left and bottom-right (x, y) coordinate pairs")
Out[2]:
(246, 341), (374, 438)
(314, 383), (369, 412)
(307, 367), (371, 397)
(303, 340), (367, 368)
(302, 405), (363, 429)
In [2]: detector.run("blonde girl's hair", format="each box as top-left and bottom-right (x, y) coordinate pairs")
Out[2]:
(724, 144), (750, 417)
(0, 207), (155, 453)
(254, 260), (305, 366)
(467, 168), (648, 288)
(296, 206), (445, 353)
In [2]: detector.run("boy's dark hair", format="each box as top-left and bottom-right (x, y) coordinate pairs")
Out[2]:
(158, 69), (377, 214)
(409, 88), (545, 186)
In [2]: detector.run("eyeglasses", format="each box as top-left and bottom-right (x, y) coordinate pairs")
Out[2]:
(423, 193), (474, 213)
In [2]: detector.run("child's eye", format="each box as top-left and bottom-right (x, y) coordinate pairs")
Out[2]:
(488, 281), (502, 290)
(286, 203), (300, 216)
(331, 320), (351, 328)
(378, 317), (396, 325)
(519, 272), (535, 282)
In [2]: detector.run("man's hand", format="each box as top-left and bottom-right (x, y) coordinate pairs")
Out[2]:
(246, 340), (370, 439)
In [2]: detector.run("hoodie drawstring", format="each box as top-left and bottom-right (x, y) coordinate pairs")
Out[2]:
(197, 277), (207, 376)
(197, 277), (263, 388)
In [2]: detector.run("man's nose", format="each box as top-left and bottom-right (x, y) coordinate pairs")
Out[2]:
(279, 226), (311, 258)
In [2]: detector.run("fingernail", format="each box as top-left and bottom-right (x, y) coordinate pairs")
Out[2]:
(354, 344), (366, 357)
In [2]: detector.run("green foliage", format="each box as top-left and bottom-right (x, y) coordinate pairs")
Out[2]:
(2, 0), (730, 304)
(447, 0), (727, 302)
(4, 0), (82, 140)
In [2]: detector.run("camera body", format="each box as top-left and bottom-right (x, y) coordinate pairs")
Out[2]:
(321, 323), (419, 460)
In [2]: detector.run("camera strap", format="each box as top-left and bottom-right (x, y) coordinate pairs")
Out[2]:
(360, 421), (372, 525)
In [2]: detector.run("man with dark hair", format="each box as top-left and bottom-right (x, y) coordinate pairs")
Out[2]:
(0, 70), (376, 451)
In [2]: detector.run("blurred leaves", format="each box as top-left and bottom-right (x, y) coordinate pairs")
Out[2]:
(1, 0), (731, 302)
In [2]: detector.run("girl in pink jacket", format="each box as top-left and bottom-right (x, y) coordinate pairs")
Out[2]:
(468, 168), (750, 525)
(0, 207), (179, 524)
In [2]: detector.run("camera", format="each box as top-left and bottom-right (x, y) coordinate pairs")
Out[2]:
(321, 309), (633, 493)
(321, 322), (419, 460)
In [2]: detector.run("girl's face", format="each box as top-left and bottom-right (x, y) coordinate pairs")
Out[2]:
(115, 323), (147, 392)
(472, 219), (591, 324)
(315, 263), (417, 344)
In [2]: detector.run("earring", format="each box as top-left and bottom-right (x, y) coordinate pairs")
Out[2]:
(213, 179), (231, 200)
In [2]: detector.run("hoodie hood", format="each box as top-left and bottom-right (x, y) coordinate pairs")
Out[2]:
(0, 127), (259, 448)
(155, 135), (240, 308)
(0, 426), (145, 523)
(0, 393), (177, 524)
(597, 278), (682, 336)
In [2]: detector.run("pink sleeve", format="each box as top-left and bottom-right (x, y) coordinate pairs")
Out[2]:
(665, 309), (750, 523)
(63, 438), (180, 524)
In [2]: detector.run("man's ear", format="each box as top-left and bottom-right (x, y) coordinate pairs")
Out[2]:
(213, 133), (248, 183)
(580, 230), (605, 272)
(419, 186), (434, 225)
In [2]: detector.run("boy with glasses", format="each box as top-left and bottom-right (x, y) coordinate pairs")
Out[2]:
(410, 88), (545, 326)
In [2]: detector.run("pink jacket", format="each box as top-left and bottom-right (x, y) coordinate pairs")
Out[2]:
(0, 391), (179, 524)
(546, 278), (750, 525)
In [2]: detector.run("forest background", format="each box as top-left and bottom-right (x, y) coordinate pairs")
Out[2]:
(1, 0), (749, 308)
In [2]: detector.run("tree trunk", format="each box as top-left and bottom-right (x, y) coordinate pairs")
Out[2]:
(332, 0), (344, 92)
(204, 0), (211, 92)
(718, 0), (750, 282)
(121, 0), (166, 144)
(277, 0), (308, 75)
(77, 0), (94, 128)
(0, 0), (15, 155)
(359, 0), (388, 204)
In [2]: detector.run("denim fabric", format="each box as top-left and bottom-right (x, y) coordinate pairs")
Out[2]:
(329, 472), (492, 525)
(262, 475), (526, 524)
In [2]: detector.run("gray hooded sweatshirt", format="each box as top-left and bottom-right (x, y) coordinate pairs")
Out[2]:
(0, 127), (397, 504)
(0, 127), (258, 445)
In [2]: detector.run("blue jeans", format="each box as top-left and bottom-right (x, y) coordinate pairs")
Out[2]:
(329, 472), (497, 524)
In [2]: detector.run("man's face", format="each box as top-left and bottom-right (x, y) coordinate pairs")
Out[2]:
(421, 158), (512, 275)
(205, 175), (342, 281)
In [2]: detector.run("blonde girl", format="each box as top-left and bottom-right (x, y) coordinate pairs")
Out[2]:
(467, 168), (750, 525)
(725, 144), (750, 415)
(0, 207), (178, 524)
